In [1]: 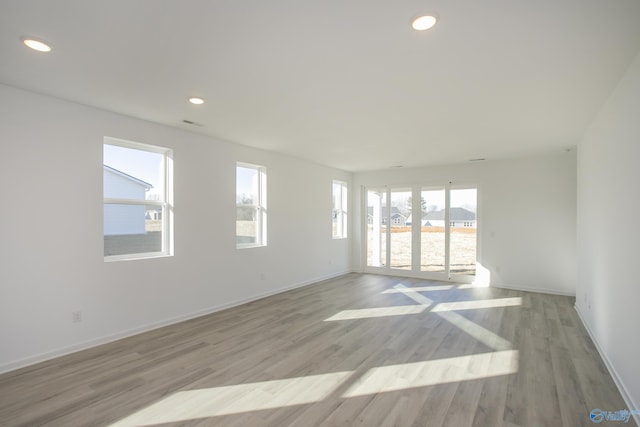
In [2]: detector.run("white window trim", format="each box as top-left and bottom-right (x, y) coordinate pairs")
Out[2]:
(236, 162), (267, 249)
(333, 180), (348, 239)
(104, 137), (173, 262)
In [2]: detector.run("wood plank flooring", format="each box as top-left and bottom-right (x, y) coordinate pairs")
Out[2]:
(0, 273), (633, 426)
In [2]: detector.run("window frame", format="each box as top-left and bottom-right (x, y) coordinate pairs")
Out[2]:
(103, 137), (173, 262)
(332, 180), (348, 239)
(236, 162), (267, 249)
(363, 183), (478, 283)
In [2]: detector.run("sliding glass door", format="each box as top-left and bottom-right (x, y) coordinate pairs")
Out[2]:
(365, 185), (478, 282)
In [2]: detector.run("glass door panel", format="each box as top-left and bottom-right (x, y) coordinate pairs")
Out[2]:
(420, 188), (446, 272)
(389, 189), (412, 270)
(450, 188), (477, 276)
(366, 189), (387, 267)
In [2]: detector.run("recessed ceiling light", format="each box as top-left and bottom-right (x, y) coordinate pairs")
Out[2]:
(21, 37), (52, 52)
(411, 15), (438, 31)
(188, 97), (205, 105)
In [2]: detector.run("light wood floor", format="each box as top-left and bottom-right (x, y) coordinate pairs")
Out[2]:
(0, 274), (633, 427)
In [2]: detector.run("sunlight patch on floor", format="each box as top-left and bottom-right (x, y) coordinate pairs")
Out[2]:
(382, 284), (476, 293)
(326, 285), (521, 324)
(342, 350), (519, 397)
(431, 297), (522, 312)
(393, 284), (434, 305)
(389, 285), (515, 350)
(109, 371), (353, 426)
(324, 305), (427, 321)
(437, 310), (512, 351)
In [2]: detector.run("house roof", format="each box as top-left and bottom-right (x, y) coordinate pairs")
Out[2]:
(103, 165), (153, 190)
(367, 206), (404, 217)
(423, 207), (476, 221)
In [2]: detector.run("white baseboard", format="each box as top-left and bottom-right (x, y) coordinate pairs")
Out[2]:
(574, 304), (640, 426)
(0, 270), (351, 375)
(490, 282), (576, 297)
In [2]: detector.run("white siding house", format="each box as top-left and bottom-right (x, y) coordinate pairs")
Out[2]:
(367, 206), (407, 227)
(103, 165), (152, 236)
(422, 207), (476, 228)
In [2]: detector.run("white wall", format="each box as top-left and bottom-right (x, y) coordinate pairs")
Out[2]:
(576, 50), (640, 410)
(352, 152), (577, 295)
(0, 84), (351, 372)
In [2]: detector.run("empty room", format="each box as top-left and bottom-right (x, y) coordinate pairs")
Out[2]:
(1, 1), (639, 426)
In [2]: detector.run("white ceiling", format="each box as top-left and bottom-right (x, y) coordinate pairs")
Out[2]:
(1, 1), (640, 171)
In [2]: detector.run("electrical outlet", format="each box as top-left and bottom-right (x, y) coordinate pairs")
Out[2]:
(72, 311), (82, 323)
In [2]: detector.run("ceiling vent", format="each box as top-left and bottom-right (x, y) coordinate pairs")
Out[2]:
(182, 119), (203, 127)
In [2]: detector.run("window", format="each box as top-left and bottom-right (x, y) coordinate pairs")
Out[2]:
(236, 163), (267, 248)
(103, 138), (173, 261)
(332, 180), (348, 239)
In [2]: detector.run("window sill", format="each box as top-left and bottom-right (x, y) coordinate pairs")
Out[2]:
(236, 244), (266, 250)
(104, 252), (172, 262)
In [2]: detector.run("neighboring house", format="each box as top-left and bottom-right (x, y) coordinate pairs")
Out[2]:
(389, 212), (406, 226)
(145, 210), (162, 220)
(103, 165), (153, 236)
(367, 206), (407, 227)
(421, 207), (476, 228)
